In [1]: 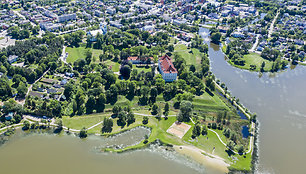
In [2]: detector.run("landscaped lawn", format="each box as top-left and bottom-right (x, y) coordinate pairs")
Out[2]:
(104, 60), (120, 72)
(174, 44), (203, 70)
(132, 65), (152, 73)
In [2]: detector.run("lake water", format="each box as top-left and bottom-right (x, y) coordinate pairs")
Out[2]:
(0, 128), (224, 174)
(199, 27), (306, 174)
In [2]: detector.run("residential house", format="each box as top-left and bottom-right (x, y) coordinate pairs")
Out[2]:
(8, 55), (18, 64)
(127, 56), (153, 64)
(5, 112), (14, 121)
(60, 79), (68, 86)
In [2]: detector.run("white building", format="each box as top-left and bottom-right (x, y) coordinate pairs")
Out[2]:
(158, 54), (177, 82)
(40, 22), (62, 31)
(57, 13), (76, 23)
(87, 22), (108, 42)
(106, 8), (116, 15)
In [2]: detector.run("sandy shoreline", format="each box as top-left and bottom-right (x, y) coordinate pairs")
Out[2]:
(174, 145), (229, 174)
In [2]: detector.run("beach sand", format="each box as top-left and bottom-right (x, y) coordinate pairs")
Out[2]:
(174, 145), (229, 174)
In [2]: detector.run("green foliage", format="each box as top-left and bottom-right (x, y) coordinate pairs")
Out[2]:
(79, 127), (87, 138)
(177, 100), (193, 122)
(102, 117), (113, 133)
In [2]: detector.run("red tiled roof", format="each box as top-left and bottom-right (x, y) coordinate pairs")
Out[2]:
(127, 56), (138, 61)
(159, 55), (177, 74)
(127, 56), (153, 61)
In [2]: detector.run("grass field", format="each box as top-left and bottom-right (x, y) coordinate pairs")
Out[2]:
(62, 113), (110, 130)
(228, 53), (273, 72)
(66, 46), (103, 63)
(174, 44), (203, 70)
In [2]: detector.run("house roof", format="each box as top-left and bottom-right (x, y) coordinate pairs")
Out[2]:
(159, 55), (177, 74)
(127, 56), (153, 61)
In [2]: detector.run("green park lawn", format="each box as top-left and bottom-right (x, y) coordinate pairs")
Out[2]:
(174, 44), (203, 70)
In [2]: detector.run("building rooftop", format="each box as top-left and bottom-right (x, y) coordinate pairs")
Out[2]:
(159, 55), (177, 74)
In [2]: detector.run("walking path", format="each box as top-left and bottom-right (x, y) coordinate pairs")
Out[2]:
(134, 113), (176, 117)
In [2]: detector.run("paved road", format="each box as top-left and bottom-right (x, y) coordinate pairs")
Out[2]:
(249, 34), (259, 52)
(268, 11), (279, 38)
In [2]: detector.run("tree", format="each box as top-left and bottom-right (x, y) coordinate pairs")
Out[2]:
(23, 120), (30, 130)
(28, 71), (37, 83)
(85, 49), (92, 65)
(85, 95), (96, 114)
(189, 65), (196, 72)
(142, 116), (149, 124)
(192, 124), (201, 138)
(201, 125), (208, 136)
(177, 100), (193, 122)
(260, 61), (265, 72)
(17, 82), (27, 97)
(64, 83), (74, 100)
(164, 102), (169, 114)
(96, 93), (106, 113)
(205, 76), (215, 91)
(102, 117), (113, 133)
(237, 145), (244, 154)
(120, 65), (131, 79)
(168, 44), (174, 52)
(151, 103), (159, 115)
(112, 105), (121, 116)
(211, 32), (221, 44)
(79, 127), (87, 138)
(126, 112), (135, 125)
(75, 88), (85, 115)
(227, 140), (235, 151)
(117, 111), (127, 127)
(55, 119), (63, 130)
(72, 100), (77, 114)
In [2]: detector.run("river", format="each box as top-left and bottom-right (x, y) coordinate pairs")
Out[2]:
(199, 27), (306, 174)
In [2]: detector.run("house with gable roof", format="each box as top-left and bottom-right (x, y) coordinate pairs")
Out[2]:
(158, 54), (177, 82)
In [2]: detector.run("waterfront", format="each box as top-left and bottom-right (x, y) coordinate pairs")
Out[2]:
(200, 27), (306, 174)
